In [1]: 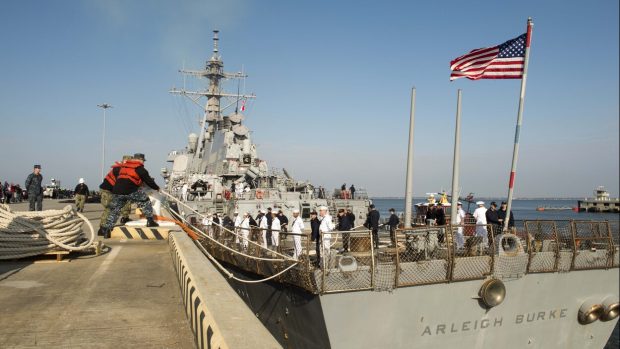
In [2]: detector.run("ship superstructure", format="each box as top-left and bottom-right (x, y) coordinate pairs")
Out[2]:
(161, 31), (620, 349)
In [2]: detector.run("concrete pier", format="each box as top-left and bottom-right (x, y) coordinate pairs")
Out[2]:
(0, 199), (280, 348)
(0, 199), (196, 348)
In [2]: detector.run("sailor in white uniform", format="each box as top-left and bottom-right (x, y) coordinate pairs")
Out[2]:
(202, 214), (213, 237)
(319, 206), (333, 267)
(235, 183), (244, 199)
(181, 183), (189, 201)
(455, 202), (466, 249)
(473, 201), (488, 246)
(239, 212), (251, 250)
(290, 209), (305, 259)
(233, 211), (242, 244)
(271, 212), (281, 249)
(259, 210), (269, 249)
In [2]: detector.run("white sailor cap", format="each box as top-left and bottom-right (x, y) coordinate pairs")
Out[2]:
(260, 209), (267, 214)
(319, 206), (328, 211)
(292, 209), (300, 214)
(457, 202), (462, 205)
(233, 211), (239, 214)
(476, 201), (485, 205)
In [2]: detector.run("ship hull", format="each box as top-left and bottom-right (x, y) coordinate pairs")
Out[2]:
(224, 264), (619, 348)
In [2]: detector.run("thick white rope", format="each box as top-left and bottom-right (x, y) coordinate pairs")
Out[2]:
(0, 204), (96, 260)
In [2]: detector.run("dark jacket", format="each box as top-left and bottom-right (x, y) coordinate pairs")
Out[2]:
(497, 209), (515, 228)
(486, 209), (501, 226)
(249, 216), (258, 227)
(338, 214), (352, 231)
(435, 208), (446, 226)
(25, 173), (43, 195)
(347, 212), (355, 227)
(278, 214), (289, 226)
(426, 207), (436, 220)
(310, 217), (320, 241)
(113, 165), (159, 195)
(74, 183), (89, 196)
(368, 209), (380, 230)
(388, 213), (400, 229)
(99, 167), (120, 191)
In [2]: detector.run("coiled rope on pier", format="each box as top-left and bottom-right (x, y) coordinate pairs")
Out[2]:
(0, 204), (96, 260)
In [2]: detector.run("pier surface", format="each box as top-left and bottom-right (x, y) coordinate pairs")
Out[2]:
(0, 200), (196, 348)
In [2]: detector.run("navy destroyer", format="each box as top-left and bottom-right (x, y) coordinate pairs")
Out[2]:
(161, 31), (620, 348)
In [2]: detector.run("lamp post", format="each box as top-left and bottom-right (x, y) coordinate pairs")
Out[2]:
(97, 103), (113, 180)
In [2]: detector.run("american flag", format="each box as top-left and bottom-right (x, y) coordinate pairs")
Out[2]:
(450, 33), (527, 81)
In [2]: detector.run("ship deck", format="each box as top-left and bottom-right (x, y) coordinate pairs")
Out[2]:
(0, 200), (196, 348)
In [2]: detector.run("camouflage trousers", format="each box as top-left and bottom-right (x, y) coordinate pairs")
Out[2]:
(100, 190), (130, 225)
(102, 190), (153, 229)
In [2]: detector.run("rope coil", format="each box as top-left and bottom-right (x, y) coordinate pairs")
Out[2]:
(0, 204), (96, 260)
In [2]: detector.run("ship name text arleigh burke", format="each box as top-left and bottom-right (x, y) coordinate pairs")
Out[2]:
(421, 307), (569, 336)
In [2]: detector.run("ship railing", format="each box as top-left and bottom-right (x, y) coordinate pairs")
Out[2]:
(316, 230), (376, 294)
(569, 220), (617, 269)
(522, 220), (573, 273)
(394, 226), (452, 286)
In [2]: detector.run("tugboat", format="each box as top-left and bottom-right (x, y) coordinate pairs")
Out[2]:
(161, 31), (619, 348)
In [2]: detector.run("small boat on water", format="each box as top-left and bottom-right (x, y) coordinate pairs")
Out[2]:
(535, 206), (577, 212)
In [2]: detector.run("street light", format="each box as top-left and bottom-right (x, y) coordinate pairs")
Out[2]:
(97, 103), (113, 180)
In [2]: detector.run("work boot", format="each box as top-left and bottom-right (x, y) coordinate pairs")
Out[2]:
(101, 227), (111, 239)
(146, 218), (159, 227)
(120, 217), (132, 225)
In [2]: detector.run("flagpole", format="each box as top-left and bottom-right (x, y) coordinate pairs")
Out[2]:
(404, 87), (416, 228)
(450, 89), (462, 225)
(503, 18), (533, 232)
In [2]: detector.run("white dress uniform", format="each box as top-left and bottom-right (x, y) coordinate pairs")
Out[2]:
(291, 216), (305, 259)
(259, 215), (269, 248)
(181, 183), (189, 201)
(271, 216), (281, 248)
(319, 213), (333, 265)
(455, 207), (466, 249)
(473, 206), (488, 246)
(234, 214), (243, 243)
(235, 185), (244, 199)
(240, 217), (250, 249)
(202, 216), (212, 237)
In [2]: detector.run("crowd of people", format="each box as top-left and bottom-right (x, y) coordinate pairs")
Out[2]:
(196, 203), (403, 268)
(422, 200), (515, 249)
(0, 182), (26, 204)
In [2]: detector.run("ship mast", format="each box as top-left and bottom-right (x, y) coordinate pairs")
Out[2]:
(170, 30), (256, 160)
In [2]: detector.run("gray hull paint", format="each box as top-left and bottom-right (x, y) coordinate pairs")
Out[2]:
(320, 269), (619, 348)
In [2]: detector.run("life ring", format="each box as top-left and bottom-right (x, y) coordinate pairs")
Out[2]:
(256, 190), (264, 199)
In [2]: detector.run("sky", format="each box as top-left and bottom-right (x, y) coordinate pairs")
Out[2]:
(0, 0), (618, 198)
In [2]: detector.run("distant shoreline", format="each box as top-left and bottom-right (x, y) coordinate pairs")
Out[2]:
(371, 197), (586, 200)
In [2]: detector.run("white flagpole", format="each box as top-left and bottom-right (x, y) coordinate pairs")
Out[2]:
(503, 18), (533, 232)
(404, 87), (416, 228)
(450, 89), (462, 225)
